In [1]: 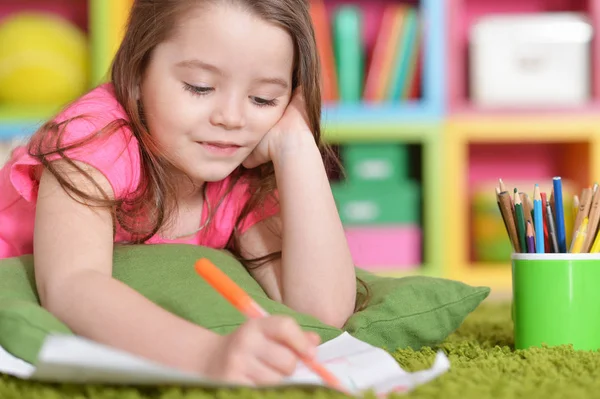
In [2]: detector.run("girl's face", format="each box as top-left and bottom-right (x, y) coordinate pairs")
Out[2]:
(140, 3), (294, 184)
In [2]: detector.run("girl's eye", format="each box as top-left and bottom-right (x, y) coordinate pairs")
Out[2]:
(183, 83), (213, 96)
(251, 96), (278, 108)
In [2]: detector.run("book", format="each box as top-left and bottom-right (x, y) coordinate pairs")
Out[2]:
(363, 4), (403, 102)
(309, 0), (338, 102)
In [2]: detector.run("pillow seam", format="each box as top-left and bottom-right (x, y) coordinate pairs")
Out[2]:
(0, 312), (67, 337)
(348, 289), (489, 333)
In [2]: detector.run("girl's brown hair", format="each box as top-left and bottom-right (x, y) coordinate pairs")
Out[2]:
(28, 0), (369, 311)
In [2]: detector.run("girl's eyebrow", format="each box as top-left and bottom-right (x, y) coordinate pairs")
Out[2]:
(254, 77), (289, 89)
(176, 58), (289, 89)
(176, 59), (223, 75)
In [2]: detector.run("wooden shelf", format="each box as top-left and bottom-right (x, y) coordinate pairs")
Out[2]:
(449, 102), (600, 117)
(371, 265), (439, 278)
(451, 263), (513, 293)
(446, 116), (600, 141)
(323, 120), (440, 143)
(322, 102), (441, 127)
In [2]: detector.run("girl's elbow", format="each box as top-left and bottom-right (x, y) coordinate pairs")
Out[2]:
(320, 312), (350, 329)
(318, 302), (355, 329)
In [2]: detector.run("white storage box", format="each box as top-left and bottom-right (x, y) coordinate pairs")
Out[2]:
(469, 12), (593, 107)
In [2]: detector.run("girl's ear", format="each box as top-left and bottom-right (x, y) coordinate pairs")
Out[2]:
(134, 83), (141, 101)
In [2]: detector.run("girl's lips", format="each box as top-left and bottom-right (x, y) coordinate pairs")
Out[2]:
(199, 141), (241, 156)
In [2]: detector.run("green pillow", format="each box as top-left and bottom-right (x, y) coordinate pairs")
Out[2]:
(0, 244), (489, 364)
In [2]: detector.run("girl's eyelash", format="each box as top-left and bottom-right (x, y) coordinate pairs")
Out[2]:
(183, 83), (213, 96)
(183, 83), (278, 107)
(252, 97), (278, 108)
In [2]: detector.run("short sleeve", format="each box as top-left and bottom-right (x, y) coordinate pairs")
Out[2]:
(7, 85), (141, 202)
(238, 186), (280, 234)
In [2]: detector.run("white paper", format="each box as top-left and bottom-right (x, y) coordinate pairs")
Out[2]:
(0, 332), (449, 396)
(0, 345), (35, 378)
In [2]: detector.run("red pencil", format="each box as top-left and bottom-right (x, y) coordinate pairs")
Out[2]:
(194, 258), (346, 392)
(540, 192), (551, 252)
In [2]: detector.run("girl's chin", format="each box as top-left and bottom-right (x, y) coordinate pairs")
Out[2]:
(186, 163), (241, 183)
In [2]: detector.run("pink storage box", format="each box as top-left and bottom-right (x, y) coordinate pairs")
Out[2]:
(345, 225), (421, 270)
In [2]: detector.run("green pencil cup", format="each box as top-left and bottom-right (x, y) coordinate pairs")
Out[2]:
(512, 253), (600, 351)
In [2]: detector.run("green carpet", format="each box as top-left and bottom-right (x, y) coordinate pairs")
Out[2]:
(2, 301), (600, 398)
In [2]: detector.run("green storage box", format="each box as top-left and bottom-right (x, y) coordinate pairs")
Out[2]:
(331, 181), (420, 225)
(342, 144), (409, 185)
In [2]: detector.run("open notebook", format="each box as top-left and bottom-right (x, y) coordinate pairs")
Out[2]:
(0, 332), (449, 397)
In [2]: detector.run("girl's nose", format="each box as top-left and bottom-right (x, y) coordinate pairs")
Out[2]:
(209, 95), (246, 130)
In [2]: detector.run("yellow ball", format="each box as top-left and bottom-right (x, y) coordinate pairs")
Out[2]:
(0, 12), (89, 106)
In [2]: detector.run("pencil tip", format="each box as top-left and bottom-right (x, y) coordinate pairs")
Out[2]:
(526, 220), (533, 236)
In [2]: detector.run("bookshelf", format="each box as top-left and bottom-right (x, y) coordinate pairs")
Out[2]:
(2, 0), (600, 296)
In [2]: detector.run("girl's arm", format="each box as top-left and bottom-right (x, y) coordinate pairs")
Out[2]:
(239, 132), (356, 329)
(34, 162), (219, 373)
(35, 161), (320, 385)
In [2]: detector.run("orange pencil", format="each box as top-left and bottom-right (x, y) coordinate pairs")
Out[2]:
(194, 258), (345, 392)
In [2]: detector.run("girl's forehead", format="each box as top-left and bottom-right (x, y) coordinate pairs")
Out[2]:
(166, 3), (295, 77)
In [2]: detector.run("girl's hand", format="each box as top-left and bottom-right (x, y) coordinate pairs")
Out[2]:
(243, 88), (314, 169)
(202, 315), (321, 385)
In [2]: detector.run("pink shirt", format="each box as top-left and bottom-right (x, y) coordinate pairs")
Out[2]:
(0, 84), (278, 259)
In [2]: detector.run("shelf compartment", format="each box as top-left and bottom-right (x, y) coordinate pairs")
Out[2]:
(346, 225), (422, 271)
(468, 142), (588, 263)
(328, 129), (443, 276)
(315, 0), (443, 123)
(442, 119), (600, 294)
(446, 0), (600, 114)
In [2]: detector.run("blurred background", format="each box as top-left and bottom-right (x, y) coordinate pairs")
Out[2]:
(1, 0), (597, 297)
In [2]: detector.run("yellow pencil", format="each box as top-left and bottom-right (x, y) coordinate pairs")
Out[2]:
(573, 195), (580, 222)
(571, 217), (589, 253)
(590, 229), (600, 253)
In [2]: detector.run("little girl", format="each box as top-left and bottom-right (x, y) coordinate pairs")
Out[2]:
(0, 0), (359, 385)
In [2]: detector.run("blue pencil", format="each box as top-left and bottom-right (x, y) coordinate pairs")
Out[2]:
(533, 185), (544, 253)
(553, 177), (567, 253)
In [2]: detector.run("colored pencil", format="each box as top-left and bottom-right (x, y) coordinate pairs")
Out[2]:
(553, 177), (567, 253)
(590, 228), (600, 252)
(583, 187), (600, 252)
(546, 200), (559, 253)
(526, 221), (535, 253)
(540, 192), (551, 253)
(573, 188), (591, 235)
(520, 192), (535, 238)
(514, 189), (527, 253)
(533, 185), (544, 253)
(495, 187), (511, 245)
(571, 217), (589, 254)
(499, 178), (507, 193)
(194, 258), (345, 391)
(573, 194), (580, 222)
(498, 190), (520, 252)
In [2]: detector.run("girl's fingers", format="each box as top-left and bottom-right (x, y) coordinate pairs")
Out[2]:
(305, 331), (321, 347)
(245, 355), (288, 385)
(261, 316), (315, 358)
(256, 341), (299, 376)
